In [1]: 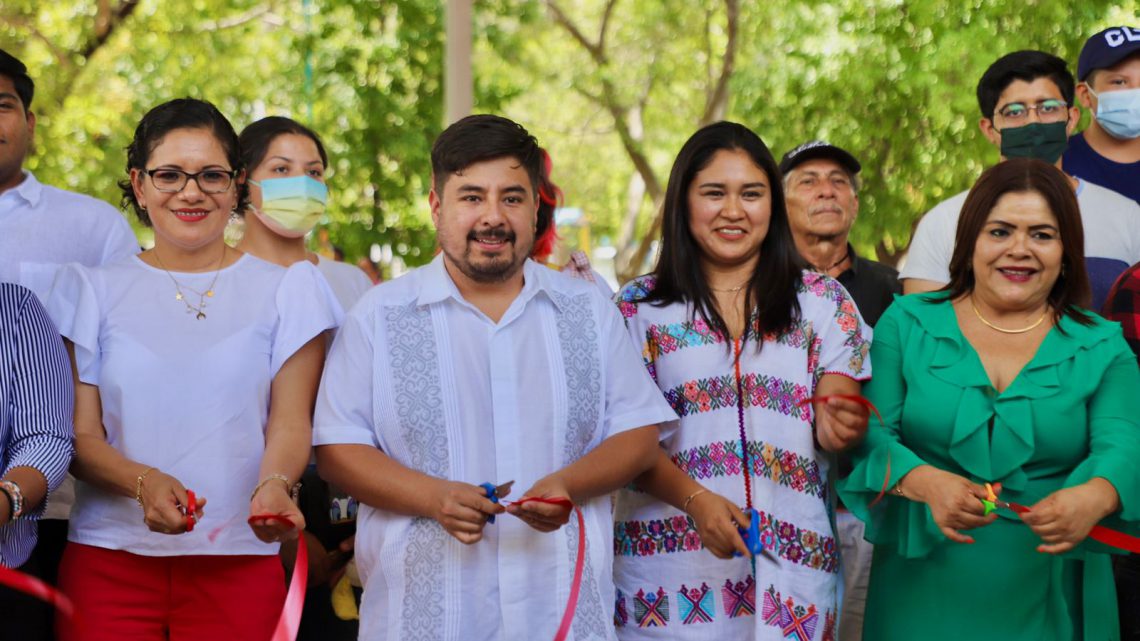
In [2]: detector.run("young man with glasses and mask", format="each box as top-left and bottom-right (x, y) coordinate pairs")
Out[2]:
(0, 47), (137, 641)
(902, 50), (1140, 310)
(1064, 26), (1140, 206)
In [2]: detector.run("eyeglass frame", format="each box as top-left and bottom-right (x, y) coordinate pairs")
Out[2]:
(142, 168), (239, 194)
(993, 99), (1071, 123)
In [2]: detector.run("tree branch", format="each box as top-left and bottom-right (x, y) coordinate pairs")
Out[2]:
(79, 0), (139, 60)
(545, 0), (604, 63)
(598, 0), (619, 54)
(699, 0), (739, 126)
(200, 6), (281, 32)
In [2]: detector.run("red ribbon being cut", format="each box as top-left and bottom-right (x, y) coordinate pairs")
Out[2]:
(508, 497), (584, 641)
(247, 514), (308, 641)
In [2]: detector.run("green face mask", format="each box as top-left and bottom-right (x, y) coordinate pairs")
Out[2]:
(998, 121), (1069, 164)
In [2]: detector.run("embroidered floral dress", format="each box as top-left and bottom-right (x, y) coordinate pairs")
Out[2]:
(612, 272), (871, 641)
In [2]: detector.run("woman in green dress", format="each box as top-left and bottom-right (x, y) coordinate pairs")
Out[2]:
(840, 157), (1140, 641)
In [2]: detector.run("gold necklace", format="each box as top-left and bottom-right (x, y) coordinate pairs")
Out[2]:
(970, 298), (1048, 334)
(152, 245), (226, 320)
(710, 281), (749, 293)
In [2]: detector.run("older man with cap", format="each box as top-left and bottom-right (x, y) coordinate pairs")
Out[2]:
(1064, 26), (1140, 205)
(0, 47), (136, 641)
(781, 140), (900, 326)
(780, 140), (898, 641)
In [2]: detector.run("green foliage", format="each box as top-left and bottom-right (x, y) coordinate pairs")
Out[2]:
(2, 0), (1137, 272)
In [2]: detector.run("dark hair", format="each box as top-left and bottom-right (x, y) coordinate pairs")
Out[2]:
(118, 98), (248, 227)
(941, 157), (1092, 326)
(532, 149), (562, 261)
(235, 116), (328, 218)
(430, 114), (542, 195)
(640, 121), (803, 344)
(239, 116), (329, 175)
(976, 51), (1075, 119)
(0, 48), (34, 109)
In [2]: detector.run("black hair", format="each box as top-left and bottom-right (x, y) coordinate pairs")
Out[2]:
(0, 48), (34, 109)
(236, 116), (329, 218)
(940, 157), (1092, 328)
(639, 121), (803, 344)
(119, 98), (248, 227)
(430, 114), (542, 195)
(977, 51), (1075, 119)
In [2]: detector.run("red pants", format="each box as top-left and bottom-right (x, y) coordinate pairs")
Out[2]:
(56, 543), (285, 641)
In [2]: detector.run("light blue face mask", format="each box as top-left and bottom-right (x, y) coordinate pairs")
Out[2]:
(1090, 86), (1140, 140)
(248, 175), (329, 238)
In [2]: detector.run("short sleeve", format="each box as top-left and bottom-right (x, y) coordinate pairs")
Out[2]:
(838, 305), (941, 558)
(898, 200), (956, 283)
(101, 212), (141, 264)
(599, 295), (679, 441)
(272, 261), (344, 376)
(812, 277), (872, 381)
(313, 303), (381, 448)
(23, 263), (103, 384)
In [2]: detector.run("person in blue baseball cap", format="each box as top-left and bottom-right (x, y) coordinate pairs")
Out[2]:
(1063, 26), (1140, 206)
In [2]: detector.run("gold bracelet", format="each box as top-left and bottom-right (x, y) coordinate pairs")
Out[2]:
(250, 474), (293, 502)
(135, 467), (157, 508)
(682, 489), (709, 512)
(892, 476), (905, 497)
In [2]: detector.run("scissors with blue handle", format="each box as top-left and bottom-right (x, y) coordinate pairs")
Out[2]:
(479, 480), (514, 524)
(735, 508), (780, 564)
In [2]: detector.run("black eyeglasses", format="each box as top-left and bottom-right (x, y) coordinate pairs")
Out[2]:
(144, 168), (238, 194)
(995, 99), (1069, 123)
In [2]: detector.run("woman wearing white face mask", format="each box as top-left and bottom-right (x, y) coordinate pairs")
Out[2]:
(236, 117), (373, 309)
(235, 117), (372, 641)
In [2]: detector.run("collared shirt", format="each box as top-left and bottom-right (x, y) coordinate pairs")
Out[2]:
(314, 255), (677, 641)
(900, 180), (1140, 310)
(0, 171), (139, 284)
(834, 244), (901, 328)
(0, 284), (74, 567)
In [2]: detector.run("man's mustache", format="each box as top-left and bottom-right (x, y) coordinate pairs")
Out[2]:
(469, 228), (516, 242)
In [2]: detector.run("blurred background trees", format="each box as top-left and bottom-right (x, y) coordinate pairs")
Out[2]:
(2, 0), (1135, 282)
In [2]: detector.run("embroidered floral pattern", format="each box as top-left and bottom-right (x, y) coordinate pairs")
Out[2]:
(670, 438), (827, 499)
(617, 276), (656, 319)
(678, 582), (715, 624)
(799, 272), (870, 377)
(615, 511), (839, 574)
(663, 373), (811, 421)
(761, 585), (820, 641)
(722, 575), (756, 618)
(386, 303), (450, 641)
(634, 588), (670, 628)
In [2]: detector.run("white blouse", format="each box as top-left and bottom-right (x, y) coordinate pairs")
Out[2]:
(31, 253), (341, 556)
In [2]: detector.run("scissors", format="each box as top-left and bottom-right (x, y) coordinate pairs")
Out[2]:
(735, 508), (780, 564)
(479, 480), (514, 524)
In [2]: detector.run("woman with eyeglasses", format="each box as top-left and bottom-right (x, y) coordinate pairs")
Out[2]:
(234, 116), (371, 640)
(29, 98), (339, 640)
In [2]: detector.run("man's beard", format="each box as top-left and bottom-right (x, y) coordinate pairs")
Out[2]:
(445, 227), (532, 283)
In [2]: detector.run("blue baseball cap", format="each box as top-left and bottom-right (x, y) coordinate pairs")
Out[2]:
(1078, 26), (1140, 81)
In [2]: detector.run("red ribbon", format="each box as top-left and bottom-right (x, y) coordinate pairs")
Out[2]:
(796, 394), (891, 507)
(508, 497), (584, 641)
(997, 501), (1140, 554)
(0, 564), (74, 619)
(247, 514), (308, 641)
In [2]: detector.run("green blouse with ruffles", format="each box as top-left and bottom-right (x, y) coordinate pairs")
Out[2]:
(839, 293), (1140, 641)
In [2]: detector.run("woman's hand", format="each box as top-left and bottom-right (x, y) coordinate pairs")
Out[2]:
(814, 395), (871, 452)
(902, 465), (996, 543)
(249, 481), (304, 543)
(684, 490), (751, 559)
(138, 469), (206, 535)
(1022, 478), (1120, 554)
(506, 475), (573, 533)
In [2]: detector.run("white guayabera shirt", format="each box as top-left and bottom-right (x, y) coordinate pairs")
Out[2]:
(314, 255), (677, 641)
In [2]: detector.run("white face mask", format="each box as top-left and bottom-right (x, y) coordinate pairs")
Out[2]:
(1089, 85), (1140, 140)
(249, 175), (328, 238)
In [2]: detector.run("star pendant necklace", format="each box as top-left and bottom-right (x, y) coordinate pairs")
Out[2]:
(153, 245), (227, 320)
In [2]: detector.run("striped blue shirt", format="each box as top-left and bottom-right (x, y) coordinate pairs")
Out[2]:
(0, 283), (74, 567)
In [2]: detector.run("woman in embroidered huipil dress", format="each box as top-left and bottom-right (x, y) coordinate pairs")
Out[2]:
(840, 159), (1140, 641)
(612, 122), (872, 640)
